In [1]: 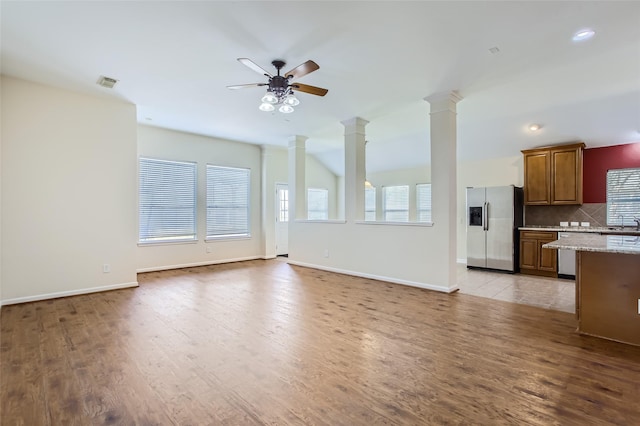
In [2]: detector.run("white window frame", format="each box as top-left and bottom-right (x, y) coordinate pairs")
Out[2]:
(138, 157), (197, 244)
(206, 165), (251, 240)
(606, 167), (640, 226)
(307, 188), (329, 220)
(416, 183), (432, 223)
(382, 185), (409, 222)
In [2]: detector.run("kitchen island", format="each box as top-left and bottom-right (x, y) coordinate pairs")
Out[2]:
(544, 233), (640, 346)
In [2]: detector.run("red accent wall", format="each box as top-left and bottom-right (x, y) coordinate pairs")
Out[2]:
(583, 142), (640, 203)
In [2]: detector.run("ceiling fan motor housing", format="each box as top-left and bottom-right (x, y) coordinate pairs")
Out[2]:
(269, 75), (290, 97)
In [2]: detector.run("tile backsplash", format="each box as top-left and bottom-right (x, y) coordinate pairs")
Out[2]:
(525, 203), (607, 227)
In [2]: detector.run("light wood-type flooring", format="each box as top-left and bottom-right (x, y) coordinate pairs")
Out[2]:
(2, 259), (640, 425)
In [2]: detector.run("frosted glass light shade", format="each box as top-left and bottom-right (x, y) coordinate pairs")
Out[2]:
(259, 102), (275, 112)
(284, 93), (300, 106)
(261, 91), (278, 104)
(279, 104), (294, 113)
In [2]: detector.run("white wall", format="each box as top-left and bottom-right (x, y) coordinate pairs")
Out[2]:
(136, 125), (263, 271)
(456, 155), (523, 261)
(1, 76), (138, 304)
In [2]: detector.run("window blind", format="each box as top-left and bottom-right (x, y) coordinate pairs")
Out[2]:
(365, 187), (376, 221)
(139, 157), (197, 243)
(607, 167), (640, 226)
(308, 188), (329, 220)
(417, 183), (432, 222)
(207, 165), (250, 238)
(383, 185), (409, 222)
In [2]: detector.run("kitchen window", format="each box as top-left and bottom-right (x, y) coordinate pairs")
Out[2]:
(206, 165), (250, 239)
(606, 167), (640, 226)
(383, 185), (409, 222)
(307, 188), (329, 220)
(139, 157), (197, 243)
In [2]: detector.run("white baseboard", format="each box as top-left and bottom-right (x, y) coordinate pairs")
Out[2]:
(0, 281), (139, 307)
(136, 256), (263, 273)
(286, 260), (459, 294)
(457, 258), (467, 264)
(262, 255), (277, 260)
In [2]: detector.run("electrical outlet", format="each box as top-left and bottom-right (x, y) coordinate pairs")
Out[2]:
(206, 246), (212, 253)
(103, 264), (111, 273)
(324, 249), (329, 258)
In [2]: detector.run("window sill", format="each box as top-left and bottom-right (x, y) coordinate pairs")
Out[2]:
(355, 221), (434, 227)
(294, 220), (347, 224)
(205, 234), (252, 242)
(138, 239), (198, 247)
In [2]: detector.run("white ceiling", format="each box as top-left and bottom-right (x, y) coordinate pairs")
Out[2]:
(2, 1), (639, 175)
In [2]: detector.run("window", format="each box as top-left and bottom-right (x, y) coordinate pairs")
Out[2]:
(278, 188), (289, 222)
(607, 167), (640, 226)
(383, 185), (409, 222)
(365, 186), (376, 221)
(417, 183), (432, 222)
(139, 157), (196, 243)
(307, 188), (329, 220)
(207, 165), (250, 238)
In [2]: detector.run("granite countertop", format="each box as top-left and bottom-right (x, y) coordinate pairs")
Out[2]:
(543, 233), (640, 255)
(519, 225), (640, 236)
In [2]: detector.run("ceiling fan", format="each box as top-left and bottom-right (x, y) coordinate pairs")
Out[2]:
(227, 58), (328, 113)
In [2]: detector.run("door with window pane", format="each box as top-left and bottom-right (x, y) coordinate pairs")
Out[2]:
(276, 183), (289, 255)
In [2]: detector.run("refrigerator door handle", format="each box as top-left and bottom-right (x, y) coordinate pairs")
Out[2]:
(483, 202), (489, 231)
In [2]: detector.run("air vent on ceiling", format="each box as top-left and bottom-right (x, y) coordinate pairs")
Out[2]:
(97, 75), (118, 89)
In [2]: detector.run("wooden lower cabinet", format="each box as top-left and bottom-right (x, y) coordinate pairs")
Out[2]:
(577, 250), (640, 346)
(519, 231), (557, 277)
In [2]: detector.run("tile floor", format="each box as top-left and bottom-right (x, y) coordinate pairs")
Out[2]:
(457, 264), (575, 313)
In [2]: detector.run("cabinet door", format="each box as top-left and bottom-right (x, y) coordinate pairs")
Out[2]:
(519, 238), (538, 270)
(538, 240), (557, 272)
(551, 146), (582, 204)
(523, 151), (550, 205)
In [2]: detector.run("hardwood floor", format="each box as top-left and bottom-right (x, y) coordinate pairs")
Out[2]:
(2, 259), (640, 425)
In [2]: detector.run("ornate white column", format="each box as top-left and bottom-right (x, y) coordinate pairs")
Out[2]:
(342, 117), (369, 223)
(425, 91), (463, 291)
(288, 135), (308, 220)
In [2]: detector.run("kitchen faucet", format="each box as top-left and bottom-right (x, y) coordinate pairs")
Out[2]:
(633, 216), (640, 231)
(618, 214), (624, 229)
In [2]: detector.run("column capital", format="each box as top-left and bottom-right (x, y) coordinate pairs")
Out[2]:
(424, 91), (463, 114)
(288, 135), (308, 149)
(341, 117), (369, 135)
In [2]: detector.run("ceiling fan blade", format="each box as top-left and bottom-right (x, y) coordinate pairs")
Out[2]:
(284, 60), (319, 80)
(237, 58), (273, 77)
(292, 83), (328, 97)
(227, 83), (267, 90)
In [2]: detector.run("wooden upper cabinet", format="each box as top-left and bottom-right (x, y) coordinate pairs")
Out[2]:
(523, 151), (550, 205)
(522, 142), (585, 205)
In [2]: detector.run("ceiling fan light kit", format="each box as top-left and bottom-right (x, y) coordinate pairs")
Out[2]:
(228, 58), (328, 114)
(259, 102), (275, 112)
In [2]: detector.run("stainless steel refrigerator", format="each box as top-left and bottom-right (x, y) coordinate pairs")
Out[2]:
(466, 185), (524, 272)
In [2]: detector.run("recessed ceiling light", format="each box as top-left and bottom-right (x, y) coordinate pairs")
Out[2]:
(489, 46), (500, 54)
(529, 124), (542, 131)
(572, 28), (595, 42)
